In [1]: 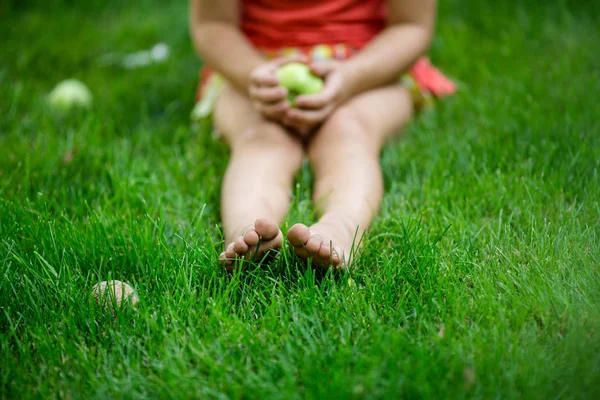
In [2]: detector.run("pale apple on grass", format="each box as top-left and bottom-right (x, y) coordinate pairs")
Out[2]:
(48, 79), (93, 111)
(92, 280), (139, 312)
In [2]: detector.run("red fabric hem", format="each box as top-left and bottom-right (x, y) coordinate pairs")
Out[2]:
(409, 58), (456, 96)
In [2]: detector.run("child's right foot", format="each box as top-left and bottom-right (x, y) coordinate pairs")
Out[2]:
(220, 218), (283, 271)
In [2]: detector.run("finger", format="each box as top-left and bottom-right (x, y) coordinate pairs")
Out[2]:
(309, 60), (337, 77)
(253, 100), (290, 120)
(295, 71), (343, 108)
(294, 77), (342, 110)
(285, 104), (335, 126)
(252, 85), (288, 104)
(250, 71), (279, 87)
(294, 89), (335, 109)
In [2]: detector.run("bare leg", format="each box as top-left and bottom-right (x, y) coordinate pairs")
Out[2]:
(214, 85), (303, 270)
(288, 85), (413, 268)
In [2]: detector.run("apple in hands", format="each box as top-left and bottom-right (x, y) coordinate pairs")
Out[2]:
(276, 62), (324, 105)
(276, 61), (340, 135)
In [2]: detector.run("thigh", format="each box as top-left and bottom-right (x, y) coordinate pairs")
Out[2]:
(309, 83), (414, 153)
(213, 85), (300, 149)
(348, 83), (414, 139)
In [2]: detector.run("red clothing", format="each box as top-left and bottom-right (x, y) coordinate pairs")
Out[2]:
(241, 0), (386, 49)
(195, 0), (456, 105)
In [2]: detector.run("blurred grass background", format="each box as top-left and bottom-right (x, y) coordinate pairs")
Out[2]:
(1, 0), (599, 398)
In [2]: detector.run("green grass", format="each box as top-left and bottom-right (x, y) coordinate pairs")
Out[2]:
(1, 0), (599, 398)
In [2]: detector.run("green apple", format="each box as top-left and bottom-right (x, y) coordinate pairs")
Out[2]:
(276, 63), (324, 104)
(48, 79), (93, 112)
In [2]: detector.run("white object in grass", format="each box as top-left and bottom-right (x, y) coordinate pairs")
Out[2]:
(122, 43), (170, 69)
(48, 79), (93, 111)
(92, 280), (139, 310)
(122, 50), (153, 69)
(150, 43), (169, 62)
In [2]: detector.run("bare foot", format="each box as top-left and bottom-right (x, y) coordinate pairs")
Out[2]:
(287, 222), (353, 269)
(220, 218), (283, 271)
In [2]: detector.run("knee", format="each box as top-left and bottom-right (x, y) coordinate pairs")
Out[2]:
(308, 106), (378, 161)
(234, 122), (300, 153)
(232, 122), (304, 169)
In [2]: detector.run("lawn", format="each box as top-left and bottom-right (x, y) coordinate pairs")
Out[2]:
(1, 0), (599, 398)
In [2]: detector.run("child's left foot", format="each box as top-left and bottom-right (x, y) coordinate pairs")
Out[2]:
(287, 222), (352, 269)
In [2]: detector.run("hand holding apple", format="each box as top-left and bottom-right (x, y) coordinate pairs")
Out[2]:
(280, 60), (349, 136)
(247, 55), (308, 121)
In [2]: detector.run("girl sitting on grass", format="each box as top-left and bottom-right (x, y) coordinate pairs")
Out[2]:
(190, 0), (455, 270)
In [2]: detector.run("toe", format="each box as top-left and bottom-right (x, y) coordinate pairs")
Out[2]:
(243, 229), (260, 246)
(293, 246), (310, 259)
(233, 237), (249, 254)
(219, 251), (228, 264)
(318, 241), (333, 259)
(331, 248), (342, 265)
(260, 230), (283, 251)
(225, 243), (236, 259)
(306, 235), (324, 255)
(287, 223), (311, 247)
(254, 218), (280, 240)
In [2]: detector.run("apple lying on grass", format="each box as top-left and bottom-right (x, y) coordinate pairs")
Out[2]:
(276, 62), (324, 105)
(48, 79), (93, 111)
(92, 280), (139, 313)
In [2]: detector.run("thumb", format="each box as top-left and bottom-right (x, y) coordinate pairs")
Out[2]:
(309, 60), (337, 77)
